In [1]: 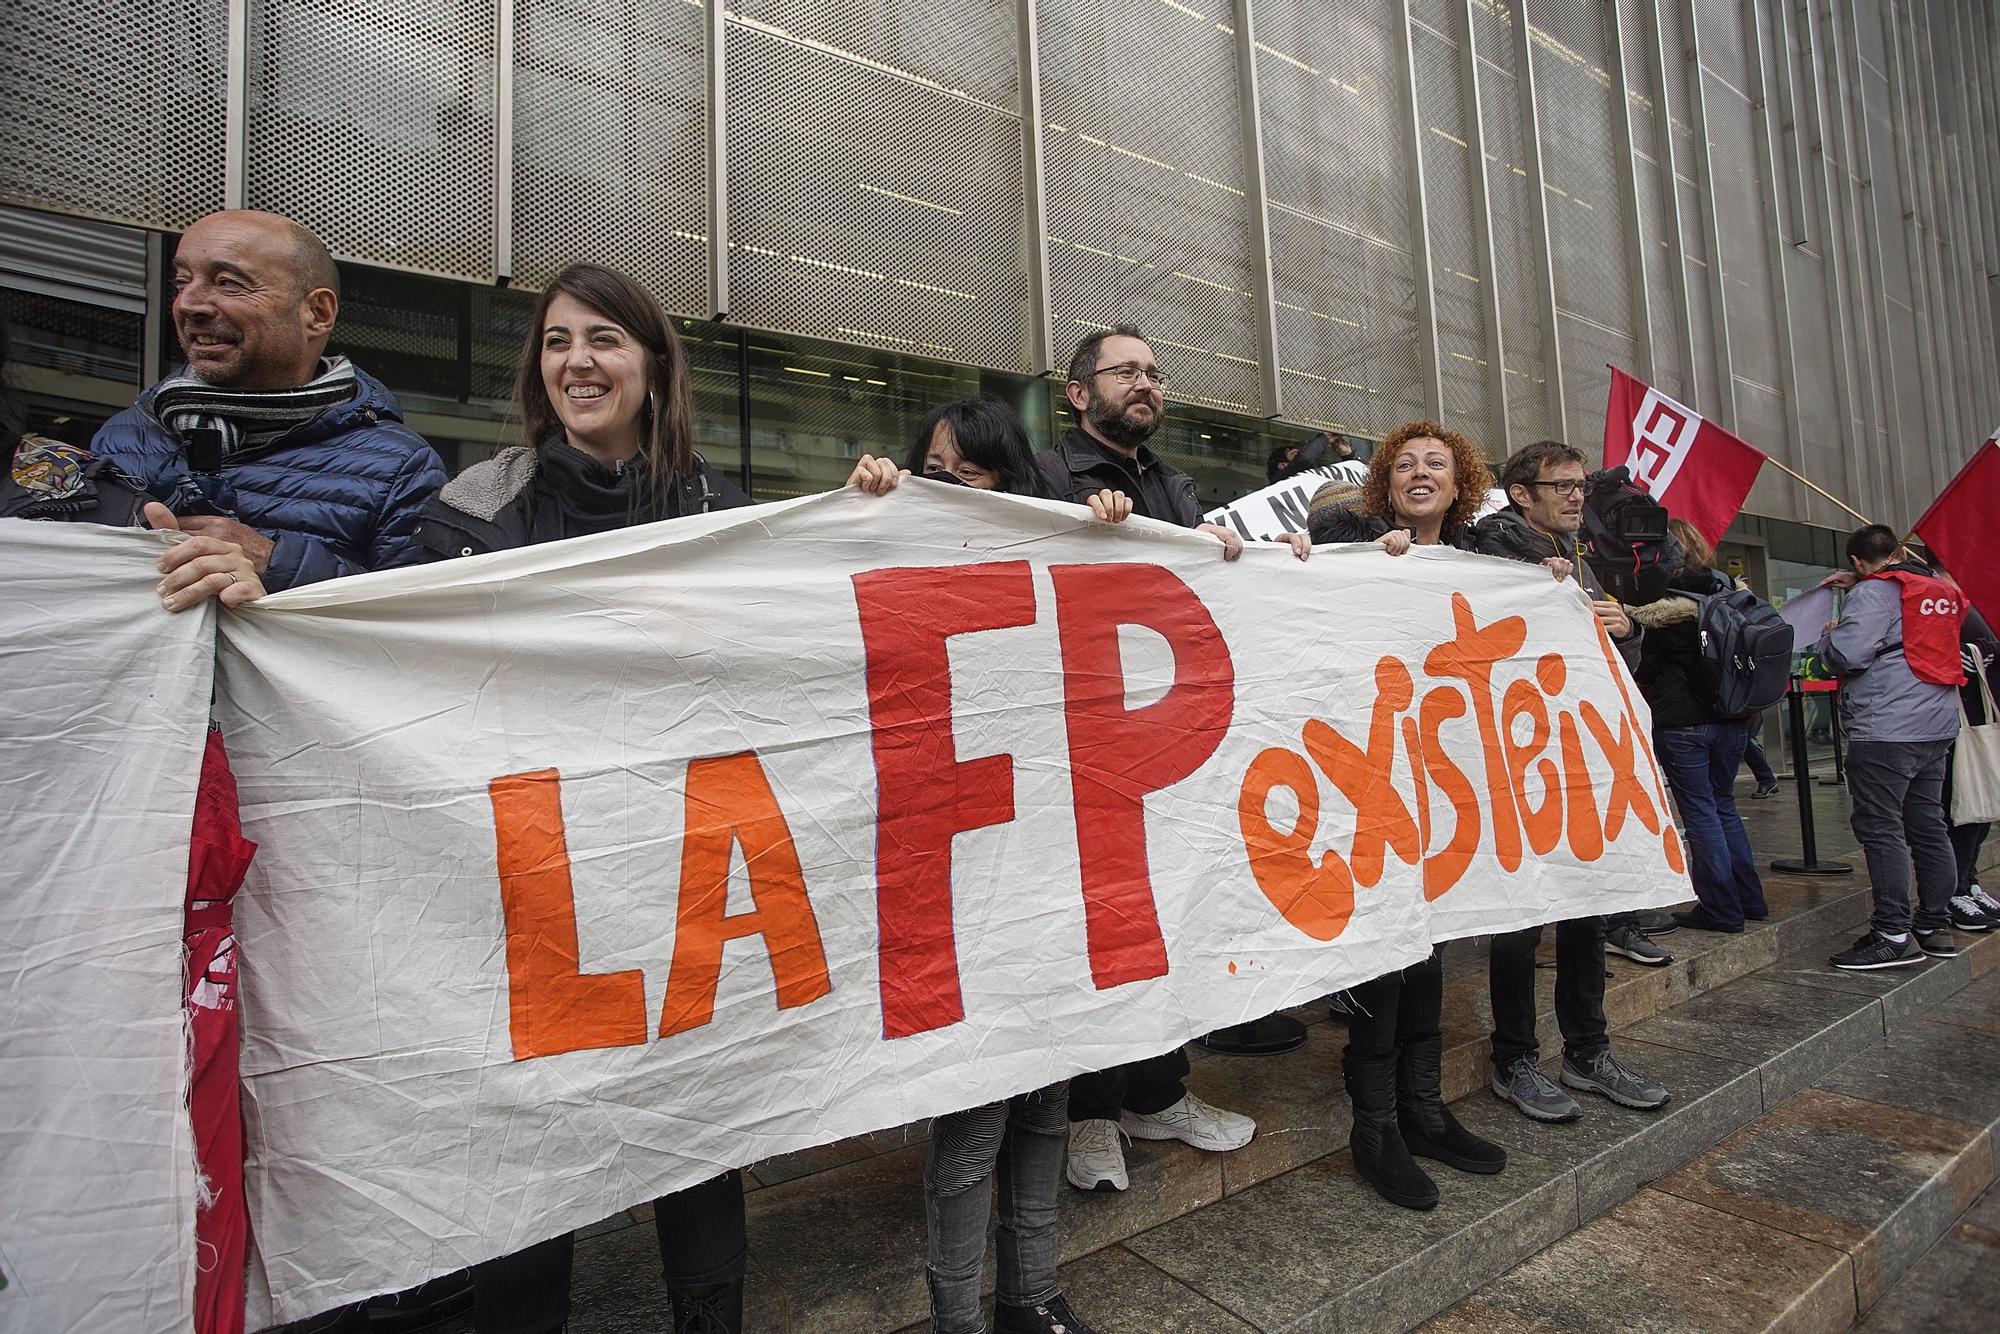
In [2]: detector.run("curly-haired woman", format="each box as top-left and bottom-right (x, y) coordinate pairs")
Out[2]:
(1306, 420), (1508, 1212)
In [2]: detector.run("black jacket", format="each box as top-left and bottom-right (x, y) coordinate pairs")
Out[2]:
(1035, 427), (1200, 529)
(1306, 500), (1475, 551)
(1471, 505), (1643, 667)
(1630, 567), (1735, 728)
(416, 444), (750, 560)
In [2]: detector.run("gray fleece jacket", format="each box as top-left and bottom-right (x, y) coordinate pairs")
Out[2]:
(1815, 567), (1959, 743)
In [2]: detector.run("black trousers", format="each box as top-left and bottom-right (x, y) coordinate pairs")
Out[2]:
(1488, 917), (1608, 1069)
(472, 1170), (746, 1334)
(1343, 948), (1443, 1060)
(1067, 1049), (1190, 1122)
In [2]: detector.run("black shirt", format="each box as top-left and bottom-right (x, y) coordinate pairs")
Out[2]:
(1034, 427), (1201, 529)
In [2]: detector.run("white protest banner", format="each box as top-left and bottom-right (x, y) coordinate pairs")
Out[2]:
(208, 482), (1690, 1324)
(1204, 461), (1370, 540)
(0, 521), (214, 1334)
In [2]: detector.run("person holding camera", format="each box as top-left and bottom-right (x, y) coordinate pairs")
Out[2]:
(1469, 441), (1674, 1124)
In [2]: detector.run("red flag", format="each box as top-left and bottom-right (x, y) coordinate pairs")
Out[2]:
(1602, 367), (1766, 545)
(1913, 430), (2000, 627)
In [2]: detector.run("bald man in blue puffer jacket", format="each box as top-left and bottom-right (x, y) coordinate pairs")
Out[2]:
(92, 209), (445, 590)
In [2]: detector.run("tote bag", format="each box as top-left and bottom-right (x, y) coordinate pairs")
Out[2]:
(1954, 667), (2000, 825)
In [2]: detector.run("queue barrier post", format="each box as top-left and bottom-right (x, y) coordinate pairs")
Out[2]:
(1770, 677), (1853, 876)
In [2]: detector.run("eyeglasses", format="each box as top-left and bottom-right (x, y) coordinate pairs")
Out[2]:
(1528, 479), (1587, 497)
(1092, 363), (1168, 387)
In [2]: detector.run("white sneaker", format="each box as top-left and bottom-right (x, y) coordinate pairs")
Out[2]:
(1972, 884), (2000, 915)
(1120, 1092), (1255, 1152)
(1065, 1117), (1128, 1192)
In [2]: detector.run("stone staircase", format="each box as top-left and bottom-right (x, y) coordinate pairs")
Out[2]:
(436, 782), (2000, 1333)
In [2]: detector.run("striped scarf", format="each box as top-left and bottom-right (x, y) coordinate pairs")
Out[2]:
(148, 356), (358, 460)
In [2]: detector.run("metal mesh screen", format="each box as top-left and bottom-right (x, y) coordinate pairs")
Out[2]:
(1256, 0), (1426, 436)
(1039, 0), (1262, 415)
(1524, 0), (1634, 444)
(1695, 0), (1782, 411)
(510, 0), (707, 315)
(0, 0), (227, 227)
(1411, 14), (1493, 445)
(732, 0), (1019, 112)
(246, 0), (498, 280)
(1472, 0), (1551, 444)
(725, 18), (1028, 373)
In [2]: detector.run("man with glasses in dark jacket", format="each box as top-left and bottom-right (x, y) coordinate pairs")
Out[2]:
(1036, 325), (1306, 1193)
(1469, 441), (1673, 1125)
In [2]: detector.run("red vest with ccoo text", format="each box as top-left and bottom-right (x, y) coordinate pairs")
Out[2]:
(1865, 569), (1967, 686)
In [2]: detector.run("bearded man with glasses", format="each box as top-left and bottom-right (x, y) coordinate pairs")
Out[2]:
(1468, 440), (1676, 1126)
(1035, 324), (1309, 1194)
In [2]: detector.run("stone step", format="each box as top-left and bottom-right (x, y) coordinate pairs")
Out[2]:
(1423, 946), (2000, 1333)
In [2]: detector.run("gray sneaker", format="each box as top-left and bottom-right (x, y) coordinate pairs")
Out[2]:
(1605, 923), (1673, 966)
(1561, 1048), (1670, 1110)
(1491, 1058), (1582, 1122)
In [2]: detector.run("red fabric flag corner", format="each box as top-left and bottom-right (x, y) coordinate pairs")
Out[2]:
(1602, 367), (1766, 545)
(1913, 430), (2000, 628)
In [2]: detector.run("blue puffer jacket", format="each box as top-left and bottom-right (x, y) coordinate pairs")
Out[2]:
(90, 368), (447, 590)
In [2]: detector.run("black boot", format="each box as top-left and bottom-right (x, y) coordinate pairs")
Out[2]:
(1342, 1050), (1438, 1210)
(997, 1291), (1098, 1333)
(668, 1279), (742, 1334)
(1396, 1035), (1506, 1175)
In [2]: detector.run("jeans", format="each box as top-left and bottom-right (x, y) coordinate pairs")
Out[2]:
(1342, 948), (1443, 1060)
(1654, 722), (1768, 928)
(925, 1083), (1069, 1333)
(1489, 917), (1608, 1068)
(1067, 1049), (1188, 1122)
(471, 1171), (746, 1334)
(1744, 729), (1777, 789)
(1846, 738), (1957, 936)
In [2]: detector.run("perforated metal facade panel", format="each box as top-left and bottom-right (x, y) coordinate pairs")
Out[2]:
(1471, 1), (1551, 444)
(726, 14), (1028, 372)
(1039, 0), (1263, 415)
(1411, 13), (1493, 446)
(510, 0), (707, 315)
(246, 1), (498, 281)
(6, 0), (1997, 528)
(0, 0), (227, 227)
(1255, 0), (1425, 436)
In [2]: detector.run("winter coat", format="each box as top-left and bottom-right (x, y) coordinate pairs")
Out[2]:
(1305, 500), (1475, 551)
(1816, 559), (1960, 743)
(415, 443), (750, 560)
(1630, 567), (1737, 728)
(90, 368), (446, 591)
(1470, 505), (1643, 669)
(1035, 427), (1201, 528)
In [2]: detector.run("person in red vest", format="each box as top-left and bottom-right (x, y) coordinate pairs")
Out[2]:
(1815, 524), (1966, 970)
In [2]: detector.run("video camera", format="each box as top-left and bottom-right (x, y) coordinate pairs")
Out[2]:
(1580, 466), (1679, 605)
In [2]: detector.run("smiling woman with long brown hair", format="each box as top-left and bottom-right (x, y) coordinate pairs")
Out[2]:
(414, 262), (751, 1334)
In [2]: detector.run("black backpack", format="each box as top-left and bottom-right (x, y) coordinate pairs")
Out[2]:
(1689, 587), (1793, 719)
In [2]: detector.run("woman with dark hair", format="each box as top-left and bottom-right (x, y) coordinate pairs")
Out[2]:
(1631, 518), (1769, 933)
(846, 394), (1110, 1334)
(849, 393), (1126, 523)
(1306, 420), (1508, 1213)
(416, 263), (749, 1334)
(419, 262), (744, 557)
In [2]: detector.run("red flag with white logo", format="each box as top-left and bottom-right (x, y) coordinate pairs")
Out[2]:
(1601, 367), (1766, 545)
(1913, 430), (2000, 627)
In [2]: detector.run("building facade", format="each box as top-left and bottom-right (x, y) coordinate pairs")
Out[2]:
(2, 0), (1996, 565)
